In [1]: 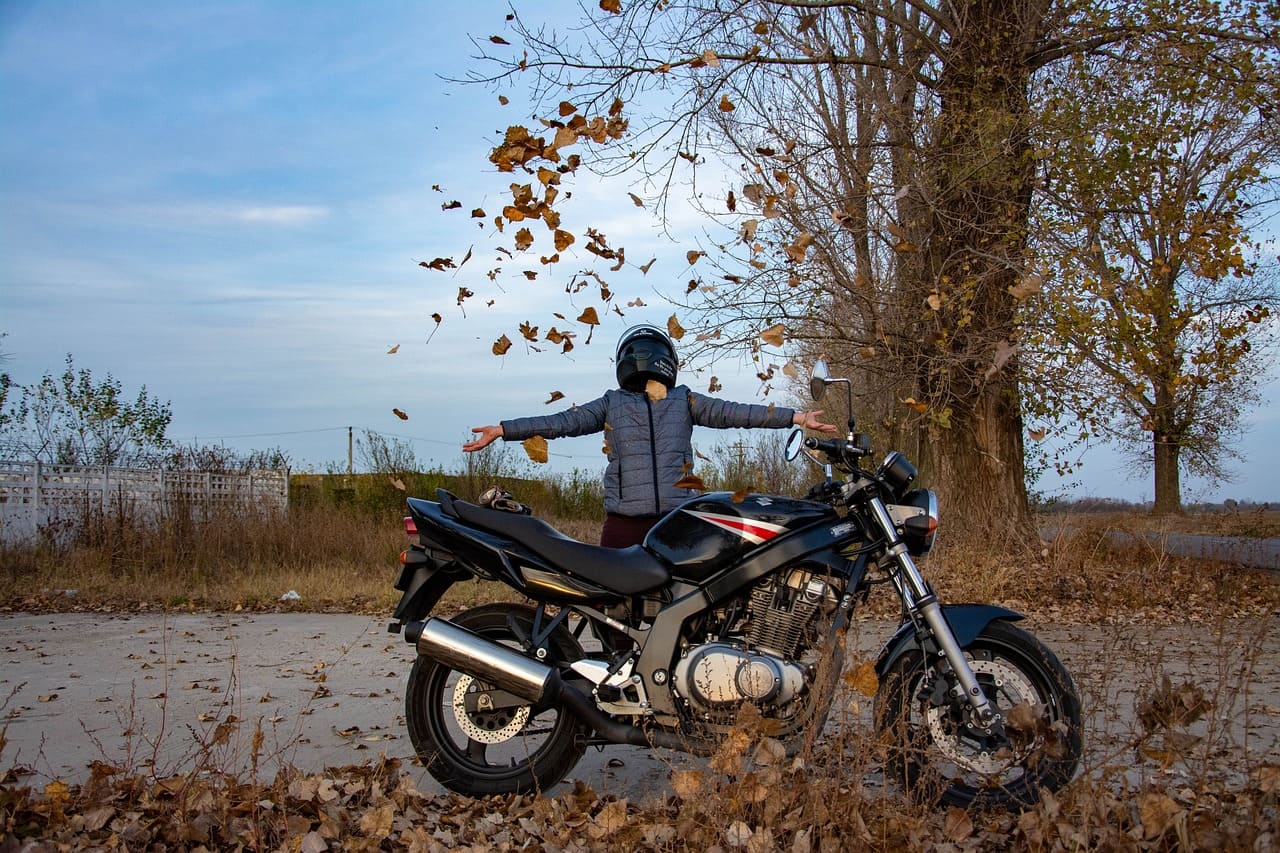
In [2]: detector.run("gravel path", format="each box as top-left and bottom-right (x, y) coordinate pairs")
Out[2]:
(2, 611), (1276, 801)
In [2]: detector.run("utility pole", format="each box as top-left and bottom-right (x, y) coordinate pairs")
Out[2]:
(348, 427), (353, 476)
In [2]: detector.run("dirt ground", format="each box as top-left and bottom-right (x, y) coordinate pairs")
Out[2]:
(1, 611), (1277, 802)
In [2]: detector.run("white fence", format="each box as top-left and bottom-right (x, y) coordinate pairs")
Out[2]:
(0, 460), (289, 542)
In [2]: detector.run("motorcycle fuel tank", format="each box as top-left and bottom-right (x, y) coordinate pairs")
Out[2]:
(645, 492), (837, 582)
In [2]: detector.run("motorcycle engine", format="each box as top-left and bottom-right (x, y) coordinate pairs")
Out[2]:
(674, 568), (841, 713)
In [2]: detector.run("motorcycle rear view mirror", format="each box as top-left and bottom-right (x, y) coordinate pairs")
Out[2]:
(809, 360), (831, 401)
(784, 428), (806, 461)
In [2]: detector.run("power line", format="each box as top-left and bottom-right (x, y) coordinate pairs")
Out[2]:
(174, 425), (599, 461)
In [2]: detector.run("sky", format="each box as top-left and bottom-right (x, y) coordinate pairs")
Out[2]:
(1, 0), (1276, 504)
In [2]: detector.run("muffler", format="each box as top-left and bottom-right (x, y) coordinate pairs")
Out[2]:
(409, 617), (553, 703)
(405, 617), (687, 751)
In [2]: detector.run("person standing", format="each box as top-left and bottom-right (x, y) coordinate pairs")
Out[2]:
(464, 323), (836, 547)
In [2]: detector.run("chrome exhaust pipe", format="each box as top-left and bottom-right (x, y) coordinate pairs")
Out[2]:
(411, 617), (554, 703)
(406, 616), (688, 752)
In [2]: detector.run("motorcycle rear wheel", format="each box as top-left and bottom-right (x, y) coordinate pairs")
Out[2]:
(405, 604), (587, 796)
(875, 619), (1082, 810)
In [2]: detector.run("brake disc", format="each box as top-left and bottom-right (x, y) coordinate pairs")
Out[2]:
(451, 674), (531, 744)
(924, 657), (1040, 775)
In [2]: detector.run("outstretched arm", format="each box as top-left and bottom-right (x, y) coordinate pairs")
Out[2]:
(463, 424), (504, 452)
(792, 410), (838, 433)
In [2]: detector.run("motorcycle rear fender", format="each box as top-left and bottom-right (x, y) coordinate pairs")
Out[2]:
(874, 604), (1024, 679)
(390, 557), (467, 626)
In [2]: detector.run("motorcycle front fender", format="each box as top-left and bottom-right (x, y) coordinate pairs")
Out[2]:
(874, 603), (1024, 679)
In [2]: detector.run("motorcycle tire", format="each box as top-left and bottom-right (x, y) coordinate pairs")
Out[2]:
(405, 603), (588, 796)
(875, 619), (1083, 810)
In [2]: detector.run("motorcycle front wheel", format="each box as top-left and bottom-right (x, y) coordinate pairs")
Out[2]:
(876, 619), (1082, 810)
(405, 603), (588, 796)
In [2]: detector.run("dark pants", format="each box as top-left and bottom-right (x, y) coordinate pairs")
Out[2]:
(595, 513), (660, 653)
(600, 513), (661, 548)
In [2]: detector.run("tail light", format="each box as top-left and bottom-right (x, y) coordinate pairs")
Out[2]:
(404, 516), (418, 536)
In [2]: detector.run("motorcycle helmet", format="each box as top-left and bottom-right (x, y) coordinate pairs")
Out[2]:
(615, 323), (678, 391)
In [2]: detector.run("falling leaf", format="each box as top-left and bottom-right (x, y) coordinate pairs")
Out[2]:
(419, 257), (456, 271)
(901, 397), (929, 414)
(554, 229), (575, 251)
(514, 227), (534, 250)
(667, 314), (685, 340)
(39, 693), (59, 702)
(983, 340), (1018, 381)
(759, 323), (786, 347)
(599, 0), (623, 13)
(386, 344), (400, 354)
(545, 391), (565, 405)
(558, 100), (577, 116)
(708, 376), (722, 393)
(457, 287), (474, 305)
(523, 436), (549, 463)
(492, 334), (513, 356)
(718, 94), (735, 111)
(926, 293), (943, 311)
(441, 200), (461, 210)
(489, 35), (510, 45)
(471, 208), (486, 218)
(731, 487), (751, 503)
(726, 190), (737, 212)
(639, 258), (656, 275)
(1028, 427), (1048, 441)
(498, 95), (509, 105)
(1008, 274), (1043, 300)
(628, 192), (644, 207)
(645, 379), (667, 401)
(686, 250), (702, 265)
(391, 478), (406, 491)
(674, 473), (706, 490)
(702, 49), (720, 66)
(842, 660), (879, 696)
(577, 306), (600, 325)
(392, 408), (409, 420)
(784, 232), (814, 262)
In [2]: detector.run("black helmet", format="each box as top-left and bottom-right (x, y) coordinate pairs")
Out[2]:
(615, 324), (678, 391)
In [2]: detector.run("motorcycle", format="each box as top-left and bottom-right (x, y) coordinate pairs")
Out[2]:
(388, 362), (1082, 809)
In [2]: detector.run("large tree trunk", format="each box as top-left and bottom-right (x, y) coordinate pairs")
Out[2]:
(1153, 434), (1183, 514)
(904, 1), (1045, 544)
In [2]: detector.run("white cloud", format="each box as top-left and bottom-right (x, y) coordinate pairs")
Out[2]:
(236, 205), (330, 225)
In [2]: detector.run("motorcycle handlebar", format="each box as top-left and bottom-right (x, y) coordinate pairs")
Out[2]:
(804, 436), (870, 460)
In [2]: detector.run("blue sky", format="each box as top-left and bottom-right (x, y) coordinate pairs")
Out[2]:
(1, 1), (1276, 503)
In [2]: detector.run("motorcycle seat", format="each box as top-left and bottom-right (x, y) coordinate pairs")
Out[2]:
(449, 499), (671, 595)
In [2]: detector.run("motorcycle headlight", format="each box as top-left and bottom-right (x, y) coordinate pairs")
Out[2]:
(877, 451), (917, 497)
(896, 488), (939, 556)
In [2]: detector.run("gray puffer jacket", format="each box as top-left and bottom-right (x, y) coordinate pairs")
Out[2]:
(501, 385), (795, 516)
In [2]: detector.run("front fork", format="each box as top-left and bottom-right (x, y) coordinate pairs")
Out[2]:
(866, 497), (1002, 733)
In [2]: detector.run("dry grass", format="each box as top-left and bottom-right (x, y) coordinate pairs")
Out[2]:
(0, 505), (603, 616)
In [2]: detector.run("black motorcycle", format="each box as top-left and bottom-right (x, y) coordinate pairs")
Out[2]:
(388, 362), (1082, 809)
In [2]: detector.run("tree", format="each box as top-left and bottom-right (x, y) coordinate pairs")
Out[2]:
(356, 429), (419, 476)
(440, 0), (1277, 540)
(1029, 30), (1280, 513)
(6, 354), (173, 466)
